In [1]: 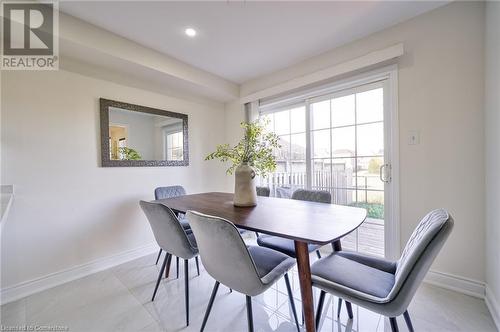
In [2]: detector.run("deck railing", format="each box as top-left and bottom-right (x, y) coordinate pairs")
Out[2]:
(260, 170), (381, 205)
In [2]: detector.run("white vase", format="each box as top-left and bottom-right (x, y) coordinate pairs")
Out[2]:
(233, 162), (257, 207)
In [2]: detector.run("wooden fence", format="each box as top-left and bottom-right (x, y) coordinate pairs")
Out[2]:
(261, 170), (354, 205)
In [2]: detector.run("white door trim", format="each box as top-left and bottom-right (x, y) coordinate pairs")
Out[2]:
(383, 65), (401, 260)
(305, 64), (401, 259)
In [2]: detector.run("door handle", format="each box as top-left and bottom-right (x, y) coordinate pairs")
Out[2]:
(380, 163), (391, 183)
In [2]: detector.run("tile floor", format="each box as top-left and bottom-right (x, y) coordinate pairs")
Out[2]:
(1, 251), (497, 332)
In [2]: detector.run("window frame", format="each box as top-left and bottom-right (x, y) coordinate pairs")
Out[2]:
(164, 130), (184, 161)
(257, 65), (400, 259)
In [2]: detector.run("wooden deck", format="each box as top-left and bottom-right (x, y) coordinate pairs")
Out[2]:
(246, 216), (384, 257)
(321, 217), (385, 257)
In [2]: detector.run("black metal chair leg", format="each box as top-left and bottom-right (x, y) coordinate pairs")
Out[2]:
(184, 259), (189, 326)
(195, 256), (200, 276)
(333, 240), (344, 319)
(255, 232), (259, 237)
(246, 296), (254, 332)
(315, 290), (326, 329)
(345, 301), (353, 319)
(316, 250), (322, 259)
(201, 281), (220, 332)
(284, 274), (300, 332)
(403, 311), (414, 332)
(155, 249), (162, 265)
(164, 253), (172, 278)
(152, 253), (169, 301)
(389, 317), (399, 332)
(176, 256), (179, 279)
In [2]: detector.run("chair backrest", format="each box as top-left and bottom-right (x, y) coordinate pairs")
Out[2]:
(186, 210), (264, 296)
(139, 200), (196, 259)
(154, 185), (186, 200)
(385, 209), (453, 304)
(256, 186), (270, 197)
(291, 189), (331, 204)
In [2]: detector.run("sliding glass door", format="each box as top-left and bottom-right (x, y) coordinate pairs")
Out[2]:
(260, 79), (393, 258)
(310, 82), (385, 257)
(262, 106), (307, 197)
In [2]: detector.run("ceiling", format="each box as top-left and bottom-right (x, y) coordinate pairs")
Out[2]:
(60, 1), (449, 84)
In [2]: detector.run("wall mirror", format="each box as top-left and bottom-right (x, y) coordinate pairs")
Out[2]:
(100, 98), (189, 167)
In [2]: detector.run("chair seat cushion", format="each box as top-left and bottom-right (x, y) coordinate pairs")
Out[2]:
(257, 235), (319, 258)
(247, 246), (295, 284)
(311, 252), (395, 300)
(335, 251), (397, 274)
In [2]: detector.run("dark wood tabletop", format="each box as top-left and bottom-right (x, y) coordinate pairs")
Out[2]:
(155, 192), (367, 245)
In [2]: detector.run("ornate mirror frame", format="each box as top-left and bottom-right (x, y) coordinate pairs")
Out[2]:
(100, 98), (189, 167)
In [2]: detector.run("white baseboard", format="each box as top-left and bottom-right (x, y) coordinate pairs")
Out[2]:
(0, 242), (158, 305)
(424, 270), (485, 299)
(486, 285), (500, 331)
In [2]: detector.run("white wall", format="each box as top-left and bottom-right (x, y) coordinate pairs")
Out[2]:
(0, 69), (227, 290)
(223, 101), (246, 190)
(232, 2), (486, 283)
(485, 0), (500, 323)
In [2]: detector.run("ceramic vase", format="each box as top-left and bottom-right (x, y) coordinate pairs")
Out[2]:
(233, 162), (257, 207)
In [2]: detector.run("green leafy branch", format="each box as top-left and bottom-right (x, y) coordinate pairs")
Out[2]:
(205, 119), (280, 176)
(119, 147), (142, 160)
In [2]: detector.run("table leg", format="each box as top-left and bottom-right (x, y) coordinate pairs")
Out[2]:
(294, 240), (315, 332)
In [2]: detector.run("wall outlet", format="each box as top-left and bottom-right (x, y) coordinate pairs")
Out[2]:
(408, 130), (420, 145)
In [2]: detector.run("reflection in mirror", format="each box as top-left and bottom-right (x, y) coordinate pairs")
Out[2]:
(108, 107), (183, 161)
(100, 98), (189, 167)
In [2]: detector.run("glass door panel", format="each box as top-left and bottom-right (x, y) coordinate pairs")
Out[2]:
(310, 84), (386, 257)
(261, 106), (307, 198)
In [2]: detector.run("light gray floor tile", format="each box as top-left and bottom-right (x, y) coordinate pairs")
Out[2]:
(24, 270), (157, 332)
(1, 253), (497, 332)
(0, 298), (26, 326)
(406, 284), (497, 332)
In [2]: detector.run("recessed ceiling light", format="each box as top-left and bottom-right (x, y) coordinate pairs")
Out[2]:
(185, 28), (197, 37)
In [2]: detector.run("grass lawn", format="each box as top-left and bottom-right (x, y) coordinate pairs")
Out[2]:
(349, 202), (384, 219)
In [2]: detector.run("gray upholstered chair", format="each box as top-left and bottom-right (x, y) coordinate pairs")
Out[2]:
(257, 189), (334, 259)
(139, 200), (199, 326)
(291, 188), (331, 204)
(187, 210), (300, 332)
(154, 186), (190, 232)
(154, 186), (196, 278)
(313, 209), (454, 332)
(256, 186), (270, 197)
(154, 185), (186, 200)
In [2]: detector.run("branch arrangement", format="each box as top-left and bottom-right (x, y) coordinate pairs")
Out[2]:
(205, 119), (280, 176)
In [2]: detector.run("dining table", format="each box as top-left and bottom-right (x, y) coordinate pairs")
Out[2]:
(155, 192), (367, 332)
